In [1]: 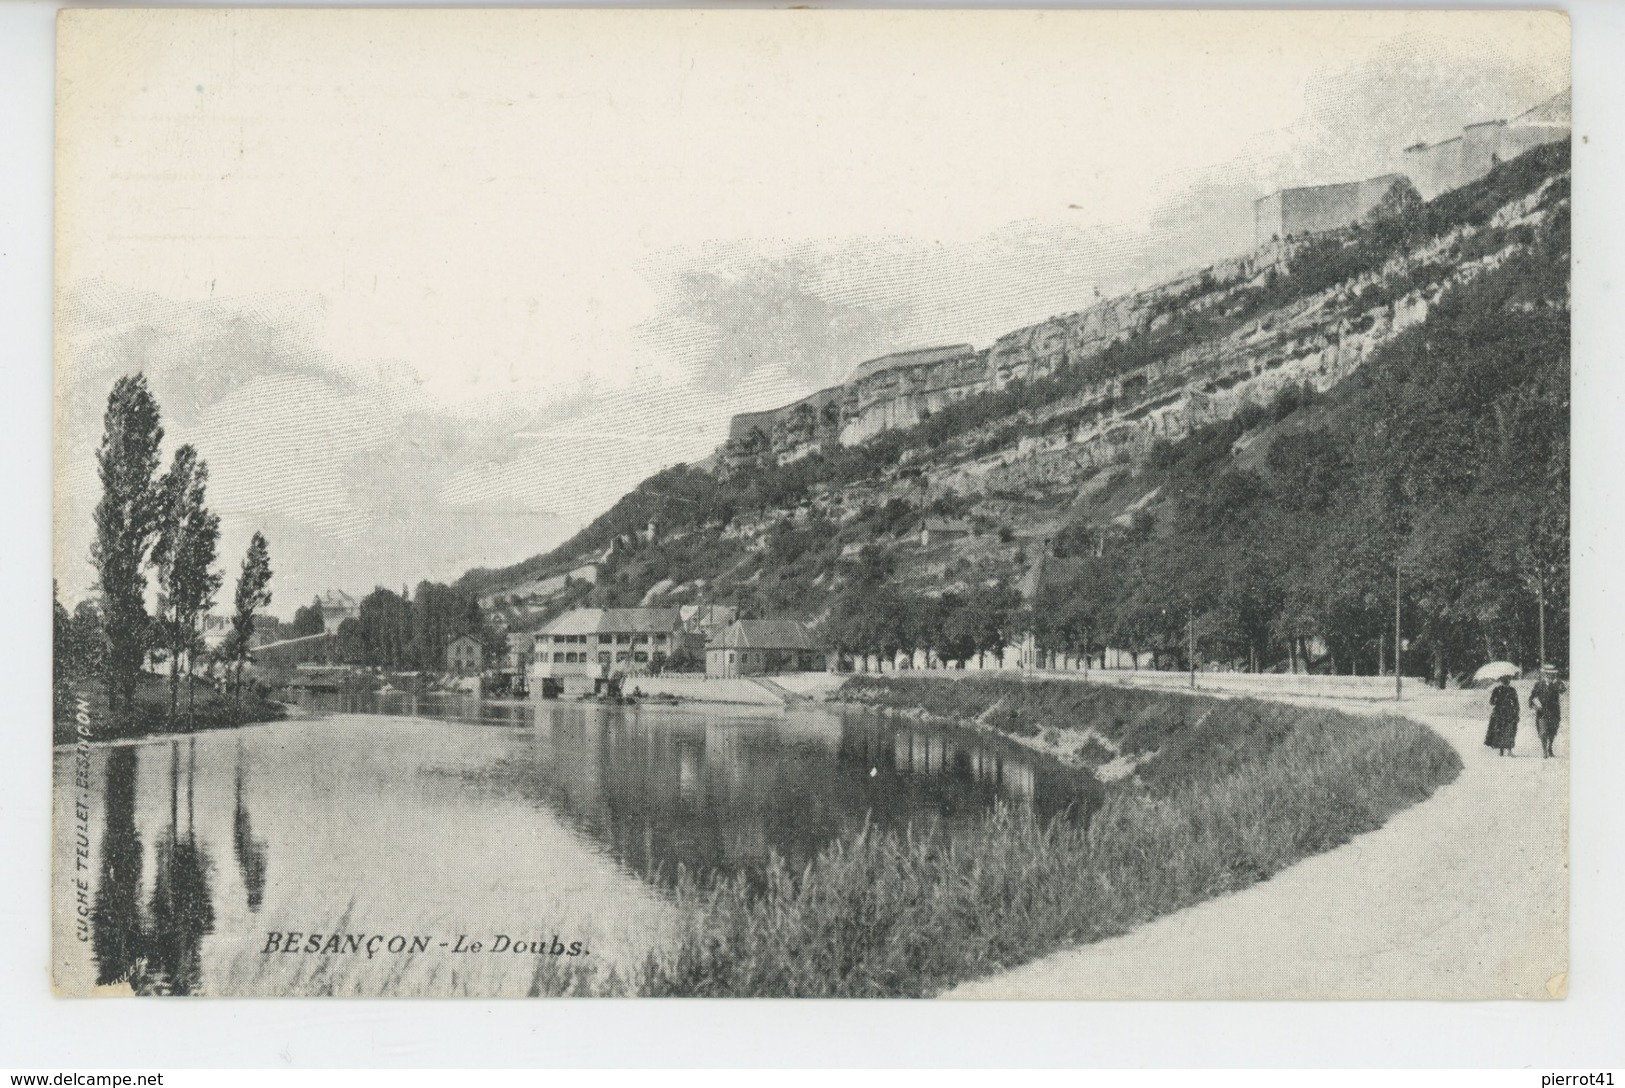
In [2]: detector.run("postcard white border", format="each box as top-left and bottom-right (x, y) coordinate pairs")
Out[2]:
(3, 0), (1622, 1069)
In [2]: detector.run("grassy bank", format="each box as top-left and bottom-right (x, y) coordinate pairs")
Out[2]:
(833, 673), (1387, 786)
(641, 676), (1460, 997)
(54, 675), (287, 746)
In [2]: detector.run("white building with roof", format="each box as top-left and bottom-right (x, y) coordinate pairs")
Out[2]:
(531, 607), (701, 696)
(316, 589), (360, 629)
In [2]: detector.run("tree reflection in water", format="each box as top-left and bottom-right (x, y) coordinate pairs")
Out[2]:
(91, 740), (217, 995)
(91, 746), (145, 987)
(232, 744), (268, 912)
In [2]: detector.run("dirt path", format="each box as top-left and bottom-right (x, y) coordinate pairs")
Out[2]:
(944, 684), (1568, 1000)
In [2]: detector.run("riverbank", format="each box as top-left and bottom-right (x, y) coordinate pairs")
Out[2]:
(832, 672), (1417, 787)
(945, 684), (1567, 998)
(640, 675), (1461, 997)
(53, 677), (287, 746)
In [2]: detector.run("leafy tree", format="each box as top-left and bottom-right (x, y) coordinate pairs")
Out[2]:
(354, 586), (413, 669)
(333, 617), (367, 666)
(666, 645), (702, 673)
(933, 593), (979, 667)
(92, 374), (166, 721)
(965, 584), (1022, 665)
(53, 584), (106, 720)
(291, 597), (327, 637)
(225, 532), (273, 701)
(152, 445), (223, 721)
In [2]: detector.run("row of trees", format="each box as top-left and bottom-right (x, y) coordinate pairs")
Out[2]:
(822, 548), (1025, 667)
(59, 373), (275, 730)
(324, 582), (503, 672)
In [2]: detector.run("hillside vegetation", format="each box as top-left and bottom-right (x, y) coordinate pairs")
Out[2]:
(463, 143), (1569, 685)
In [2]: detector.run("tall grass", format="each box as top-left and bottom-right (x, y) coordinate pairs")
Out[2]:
(643, 686), (1460, 997)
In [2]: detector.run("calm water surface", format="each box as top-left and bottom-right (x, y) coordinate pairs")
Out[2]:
(53, 695), (1093, 995)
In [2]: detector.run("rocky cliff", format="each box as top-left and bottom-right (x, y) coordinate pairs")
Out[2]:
(724, 245), (1288, 464)
(462, 137), (1570, 649)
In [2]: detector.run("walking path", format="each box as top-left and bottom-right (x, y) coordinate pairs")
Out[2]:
(945, 683), (1568, 999)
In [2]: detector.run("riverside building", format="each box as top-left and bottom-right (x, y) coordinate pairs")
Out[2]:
(530, 607), (699, 696)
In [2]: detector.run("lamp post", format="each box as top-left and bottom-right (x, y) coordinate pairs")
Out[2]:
(1538, 577), (1546, 668)
(1188, 612), (1196, 689)
(1394, 560), (1403, 701)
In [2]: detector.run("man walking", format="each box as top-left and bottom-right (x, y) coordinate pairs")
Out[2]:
(1529, 664), (1566, 759)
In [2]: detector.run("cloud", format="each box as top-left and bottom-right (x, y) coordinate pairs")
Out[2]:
(55, 282), (573, 613)
(635, 246), (911, 395)
(633, 221), (1152, 400)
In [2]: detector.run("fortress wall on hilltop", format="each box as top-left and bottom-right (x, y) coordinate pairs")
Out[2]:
(722, 241), (1292, 459)
(850, 344), (976, 382)
(1404, 123), (1557, 203)
(1255, 174), (1407, 248)
(727, 384), (845, 444)
(728, 406), (789, 443)
(1266, 89), (1571, 232)
(1402, 138), (1463, 203)
(1402, 89), (1569, 200)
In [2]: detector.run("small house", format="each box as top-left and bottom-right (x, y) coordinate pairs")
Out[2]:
(707, 620), (829, 678)
(919, 518), (975, 547)
(316, 589), (360, 628)
(446, 634), (484, 676)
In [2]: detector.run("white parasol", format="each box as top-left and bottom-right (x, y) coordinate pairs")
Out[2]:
(1473, 660), (1520, 684)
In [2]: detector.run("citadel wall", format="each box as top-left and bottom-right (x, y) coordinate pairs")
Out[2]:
(1402, 88), (1570, 200)
(1255, 174), (1409, 247)
(723, 247), (1281, 459)
(721, 88), (1567, 464)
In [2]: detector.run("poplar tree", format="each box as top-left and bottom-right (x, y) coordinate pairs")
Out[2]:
(91, 374), (166, 721)
(225, 532), (273, 704)
(153, 445), (223, 720)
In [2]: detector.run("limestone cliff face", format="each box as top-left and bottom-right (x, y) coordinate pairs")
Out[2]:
(722, 246), (1281, 462)
(721, 148), (1563, 491)
(839, 347), (987, 445)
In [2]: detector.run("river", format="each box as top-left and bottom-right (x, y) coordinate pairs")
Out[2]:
(52, 694), (1094, 996)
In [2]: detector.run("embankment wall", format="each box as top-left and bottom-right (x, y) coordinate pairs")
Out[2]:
(638, 676), (786, 705)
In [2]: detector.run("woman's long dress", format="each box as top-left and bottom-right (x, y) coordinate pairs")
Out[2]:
(1485, 683), (1520, 750)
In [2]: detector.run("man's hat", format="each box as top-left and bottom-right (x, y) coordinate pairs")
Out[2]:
(1541, 663), (1558, 673)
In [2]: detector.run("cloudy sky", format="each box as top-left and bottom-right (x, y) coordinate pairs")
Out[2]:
(53, 9), (1568, 615)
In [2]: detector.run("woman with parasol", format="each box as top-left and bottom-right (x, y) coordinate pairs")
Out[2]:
(1484, 670), (1520, 756)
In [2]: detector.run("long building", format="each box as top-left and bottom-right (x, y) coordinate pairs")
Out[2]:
(529, 607), (702, 697)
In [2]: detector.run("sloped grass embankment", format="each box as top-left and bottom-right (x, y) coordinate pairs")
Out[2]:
(640, 676), (1460, 997)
